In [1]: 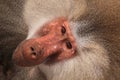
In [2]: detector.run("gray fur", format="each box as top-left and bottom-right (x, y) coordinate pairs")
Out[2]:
(0, 0), (120, 80)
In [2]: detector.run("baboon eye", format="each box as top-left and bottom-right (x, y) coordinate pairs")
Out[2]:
(61, 25), (66, 34)
(66, 41), (72, 49)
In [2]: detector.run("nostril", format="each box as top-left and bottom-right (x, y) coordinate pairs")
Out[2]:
(30, 47), (44, 58)
(30, 47), (37, 56)
(30, 47), (35, 51)
(66, 41), (72, 49)
(61, 25), (66, 34)
(32, 52), (37, 56)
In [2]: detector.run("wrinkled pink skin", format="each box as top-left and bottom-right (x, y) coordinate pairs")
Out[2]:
(12, 18), (77, 67)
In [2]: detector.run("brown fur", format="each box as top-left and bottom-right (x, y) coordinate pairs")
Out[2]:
(0, 0), (120, 80)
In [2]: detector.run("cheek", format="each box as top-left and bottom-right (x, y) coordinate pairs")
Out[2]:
(12, 17), (77, 67)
